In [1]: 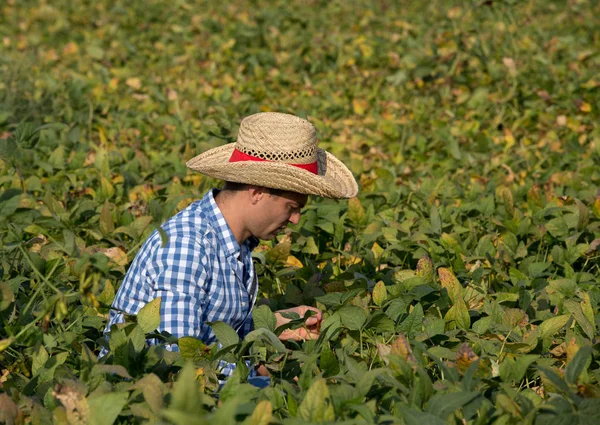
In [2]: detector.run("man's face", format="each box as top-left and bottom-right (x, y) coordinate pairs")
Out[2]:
(248, 189), (308, 240)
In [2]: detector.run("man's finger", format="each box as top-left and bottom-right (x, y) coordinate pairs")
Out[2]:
(279, 327), (320, 341)
(306, 307), (322, 318)
(305, 316), (319, 326)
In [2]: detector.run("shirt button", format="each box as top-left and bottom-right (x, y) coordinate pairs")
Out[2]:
(242, 302), (247, 307)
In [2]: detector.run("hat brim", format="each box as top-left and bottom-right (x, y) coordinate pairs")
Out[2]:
(186, 144), (358, 199)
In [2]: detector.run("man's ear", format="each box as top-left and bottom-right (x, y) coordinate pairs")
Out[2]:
(248, 186), (267, 205)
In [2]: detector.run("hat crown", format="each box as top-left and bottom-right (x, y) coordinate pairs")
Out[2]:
(235, 112), (318, 165)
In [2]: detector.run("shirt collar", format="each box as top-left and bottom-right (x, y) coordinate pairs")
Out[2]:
(201, 189), (259, 257)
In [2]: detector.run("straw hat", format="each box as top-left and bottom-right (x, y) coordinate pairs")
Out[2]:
(186, 112), (358, 199)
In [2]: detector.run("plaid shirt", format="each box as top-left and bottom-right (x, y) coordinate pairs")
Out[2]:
(104, 189), (259, 376)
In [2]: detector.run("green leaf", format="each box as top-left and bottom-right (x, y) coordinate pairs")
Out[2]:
(565, 345), (592, 385)
(129, 323), (146, 353)
(314, 292), (343, 306)
(137, 297), (162, 333)
(385, 298), (407, 322)
(0, 282), (14, 312)
(338, 305), (367, 331)
(0, 189), (22, 218)
(242, 328), (287, 353)
(210, 321), (240, 347)
(538, 366), (571, 394)
(398, 303), (425, 336)
(444, 298), (470, 330)
(96, 280), (115, 314)
(574, 198), (590, 231)
(546, 216), (569, 238)
(426, 391), (480, 419)
(178, 336), (210, 362)
(302, 236), (319, 255)
(88, 392), (129, 425)
(252, 304), (277, 332)
(548, 279), (577, 297)
(401, 407), (446, 425)
(579, 399), (600, 420)
(563, 299), (595, 340)
(499, 355), (539, 383)
(31, 344), (49, 376)
(91, 364), (133, 379)
(134, 373), (165, 414)
(168, 362), (204, 414)
(430, 205), (442, 235)
(539, 315), (570, 342)
(320, 348), (340, 377)
(298, 378), (335, 423)
(472, 316), (492, 334)
(0, 137), (18, 160)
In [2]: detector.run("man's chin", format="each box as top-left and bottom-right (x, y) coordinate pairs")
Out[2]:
(255, 232), (276, 241)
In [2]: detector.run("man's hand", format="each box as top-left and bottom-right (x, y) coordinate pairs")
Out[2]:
(275, 305), (322, 341)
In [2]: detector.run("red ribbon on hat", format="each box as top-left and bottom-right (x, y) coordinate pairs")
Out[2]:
(229, 148), (318, 174)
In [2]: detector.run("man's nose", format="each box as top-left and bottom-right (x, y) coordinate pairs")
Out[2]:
(289, 211), (301, 225)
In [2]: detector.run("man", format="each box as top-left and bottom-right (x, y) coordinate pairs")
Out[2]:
(104, 112), (358, 376)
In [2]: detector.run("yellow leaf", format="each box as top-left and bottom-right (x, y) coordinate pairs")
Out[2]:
(222, 74), (235, 87)
(0, 338), (14, 352)
(284, 255), (303, 268)
(348, 197), (366, 225)
(98, 127), (108, 145)
(100, 176), (115, 199)
(504, 128), (515, 147)
(249, 400), (273, 425)
(176, 198), (193, 211)
(266, 239), (291, 263)
(345, 255), (361, 266)
(581, 292), (594, 326)
(456, 343), (479, 374)
(99, 201), (114, 234)
(447, 7), (462, 19)
(352, 99), (369, 116)
(372, 281), (387, 307)
(101, 247), (128, 266)
(358, 43), (373, 59)
(580, 102), (592, 113)
(221, 38), (236, 51)
(299, 378), (335, 422)
(126, 77), (142, 90)
(390, 334), (416, 362)
(593, 198), (600, 218)
(371, 242), (384, 261)
(137, 297), (162, 333)
(438, 267), (462, 305)
(62, 42), (79, 55)
(44, 49), (58, 62)
(566, 337), (579, 363)
(502, 57), (517, 76)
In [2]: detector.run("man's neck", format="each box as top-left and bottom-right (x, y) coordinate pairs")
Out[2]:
(214, 189), (250, 245)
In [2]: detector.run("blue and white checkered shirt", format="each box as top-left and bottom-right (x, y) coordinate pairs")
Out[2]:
(104, 189), (259, 376)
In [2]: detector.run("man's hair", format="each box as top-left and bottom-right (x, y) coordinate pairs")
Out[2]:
(222, 181), (286, 197)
